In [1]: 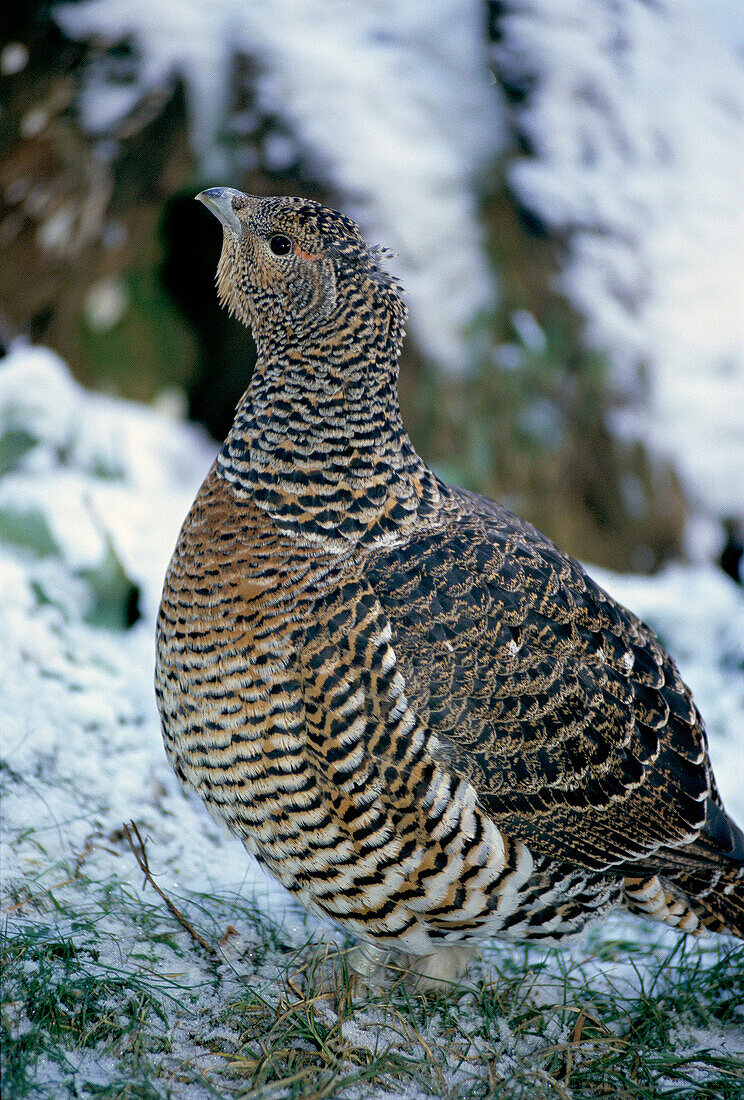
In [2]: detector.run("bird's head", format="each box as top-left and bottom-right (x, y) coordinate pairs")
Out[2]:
(197, 188), (405, 349)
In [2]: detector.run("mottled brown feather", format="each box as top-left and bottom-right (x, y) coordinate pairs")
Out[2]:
(156, 191), (743, 974)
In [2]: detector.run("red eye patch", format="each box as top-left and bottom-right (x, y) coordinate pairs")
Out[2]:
(293, 243), (323, 262)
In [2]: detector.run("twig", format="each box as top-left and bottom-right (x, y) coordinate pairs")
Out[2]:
(123, 820), (217, 959)
(2, 880), (78, 913)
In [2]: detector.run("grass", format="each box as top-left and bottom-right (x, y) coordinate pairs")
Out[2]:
(2, 834), (744, 1100)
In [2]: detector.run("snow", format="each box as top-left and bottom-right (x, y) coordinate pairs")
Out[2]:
(0, 343), (291, 915)
(54, 0), (502, 375)
(493, 0), (744, 529)
(1, 343), (742, 1093)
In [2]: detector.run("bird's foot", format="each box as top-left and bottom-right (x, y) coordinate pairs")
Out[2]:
(287, 940), (378, 1009)
(288, 940), (476, 1007)
(398, 944), (476, 993)
(346, 941), (396, 984)
(348, 941), (477, 995)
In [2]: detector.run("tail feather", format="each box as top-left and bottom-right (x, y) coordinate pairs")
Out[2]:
(662, 863), (744, 939)
(624, 801), (744, 939)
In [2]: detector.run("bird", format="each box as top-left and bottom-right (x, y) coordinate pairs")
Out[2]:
(155, 187), (744, 988)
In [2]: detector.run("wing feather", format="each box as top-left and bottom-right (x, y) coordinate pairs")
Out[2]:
(363, 492), (714, 871)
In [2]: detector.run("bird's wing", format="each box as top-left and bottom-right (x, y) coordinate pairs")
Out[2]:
(360, 489), (728, 872)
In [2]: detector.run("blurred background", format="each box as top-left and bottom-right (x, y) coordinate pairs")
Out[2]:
(1, 0), (743, 578)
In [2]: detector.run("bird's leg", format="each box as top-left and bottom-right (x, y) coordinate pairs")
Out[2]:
(400, 944), (477, 992)
(287, 939), (395, 1009)
(349, 941), (477, 992)
(346, 941), (396, 984)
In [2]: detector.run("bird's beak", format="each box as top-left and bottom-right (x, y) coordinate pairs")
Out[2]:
(196, 187), (246, 235)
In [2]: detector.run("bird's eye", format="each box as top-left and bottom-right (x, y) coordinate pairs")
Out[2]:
(268, 234), (292, 256)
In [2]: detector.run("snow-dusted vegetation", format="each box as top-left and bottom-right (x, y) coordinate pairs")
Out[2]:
(55, 0), (502, 376)
(491, 0), (744, 546)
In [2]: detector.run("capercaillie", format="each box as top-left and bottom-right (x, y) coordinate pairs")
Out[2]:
(155, 188), (744, 987)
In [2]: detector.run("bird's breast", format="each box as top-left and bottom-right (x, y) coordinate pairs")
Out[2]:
(155, 466), (339, 842)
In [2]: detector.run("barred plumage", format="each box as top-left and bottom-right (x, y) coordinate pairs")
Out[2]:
(155, 188), (744, 987)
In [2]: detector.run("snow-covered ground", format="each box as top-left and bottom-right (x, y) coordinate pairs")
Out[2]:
(0, 344), (293, 920)
(1, 344), (742, 1094)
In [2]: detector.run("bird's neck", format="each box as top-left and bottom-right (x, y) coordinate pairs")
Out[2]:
(216, 325), (444, 545)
